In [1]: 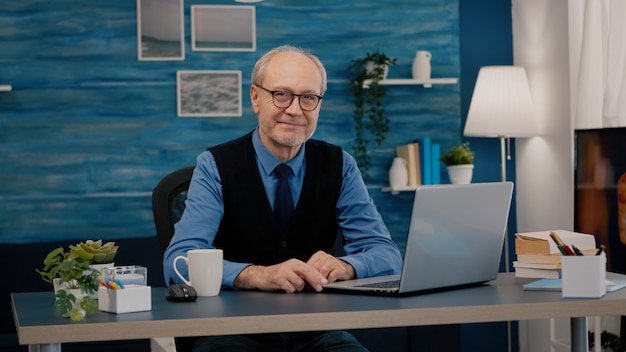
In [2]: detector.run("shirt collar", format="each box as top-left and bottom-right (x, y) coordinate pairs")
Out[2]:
(252, 128), (305, 177)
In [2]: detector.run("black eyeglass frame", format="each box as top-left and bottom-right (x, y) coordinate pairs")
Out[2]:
(255, 84), (323, 111)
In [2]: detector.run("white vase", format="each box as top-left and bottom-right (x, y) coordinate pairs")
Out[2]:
(411, 50), (432, 81)
(389, 157), (408, 188)
(447, 164), (474, 184)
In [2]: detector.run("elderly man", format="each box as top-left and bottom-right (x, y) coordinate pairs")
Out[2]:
(164, 44), (402, 352)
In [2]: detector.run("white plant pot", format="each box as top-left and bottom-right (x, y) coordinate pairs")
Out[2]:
(52, 279), (89, 318)
(447, 164), (474, 184)
(365, 61), (389, 80)
(60, 288), (88, 318)
(53, 278), (76, 294)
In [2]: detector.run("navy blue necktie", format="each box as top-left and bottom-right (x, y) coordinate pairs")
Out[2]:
(274, 164), (294, 231)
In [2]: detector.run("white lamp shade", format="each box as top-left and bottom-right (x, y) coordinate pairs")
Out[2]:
(464, 66), (539, 138)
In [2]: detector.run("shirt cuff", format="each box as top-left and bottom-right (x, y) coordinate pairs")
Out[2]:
(223, 261), (251, 290)
(337, 255), (366, 279)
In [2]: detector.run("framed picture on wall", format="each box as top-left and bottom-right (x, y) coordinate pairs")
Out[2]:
(191, 5), (256, 52)
(136, 0), (185, 61)
(177, 70), (242, 117)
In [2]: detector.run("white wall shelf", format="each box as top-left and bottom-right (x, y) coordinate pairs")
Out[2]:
(0, 85), (12, 92)
(381, 185), (418, 195)
(363, 78), (458, 88)
(382, 184), (461, 194)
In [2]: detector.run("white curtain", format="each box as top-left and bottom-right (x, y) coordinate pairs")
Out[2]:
(571, 0), (626, 128)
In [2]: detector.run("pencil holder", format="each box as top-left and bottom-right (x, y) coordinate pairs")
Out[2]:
(98, 285), (152, 313)
(561, 253), (606, 298)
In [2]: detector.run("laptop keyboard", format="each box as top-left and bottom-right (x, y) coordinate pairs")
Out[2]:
(355, 280), (400, 289)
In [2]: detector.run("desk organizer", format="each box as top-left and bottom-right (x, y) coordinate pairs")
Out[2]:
(98, 285), (152, 313)
(561, 253), (606, 298)
(104, 265), (147, 286)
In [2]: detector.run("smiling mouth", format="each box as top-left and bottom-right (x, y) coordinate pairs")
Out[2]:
(279, 121), (304, 127)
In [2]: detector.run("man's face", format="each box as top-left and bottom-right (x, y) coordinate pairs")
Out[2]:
(251, 52), (323, 156)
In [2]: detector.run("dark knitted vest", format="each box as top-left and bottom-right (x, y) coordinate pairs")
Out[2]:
(210, 131), (343, 265)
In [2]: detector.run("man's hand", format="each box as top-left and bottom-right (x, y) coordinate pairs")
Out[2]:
(307, 250), (356, 283)
(234, 259), (328, 293)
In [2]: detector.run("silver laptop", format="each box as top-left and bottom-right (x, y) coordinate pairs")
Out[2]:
(324, 181), (514, 296)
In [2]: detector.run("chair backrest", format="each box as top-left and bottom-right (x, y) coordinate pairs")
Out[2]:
(152, 165), (199, 352)
(152, 165), (195, 255)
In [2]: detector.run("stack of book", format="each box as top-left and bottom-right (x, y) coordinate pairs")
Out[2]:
(513, 230), (597, 279)
(395, 137), (441, 186)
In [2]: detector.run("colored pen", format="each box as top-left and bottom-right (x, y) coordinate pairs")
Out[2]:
(561, 243), (576, 256)
(549, 232), (568, 255)
(99, 279), (111, 289)
(596, 244), (605, 256)
(115, 279), (125, 289)
(549, 232), (564, 246)
(104, 278), (120, 290)
(571, 245), (583, 256)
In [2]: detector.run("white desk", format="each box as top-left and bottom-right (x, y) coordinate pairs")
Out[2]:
(13, 273), (626, 352)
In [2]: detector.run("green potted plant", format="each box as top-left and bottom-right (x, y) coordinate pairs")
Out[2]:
(347, 50), (397, 180)
(37, 245), (101, 321)
(36, 240), (117, 321)
(440, 142), (475, 184)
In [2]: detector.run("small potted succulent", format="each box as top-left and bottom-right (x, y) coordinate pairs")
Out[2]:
(440, 142), (475, 184)
(70, 239), (118, 267)
(36, 240), (118, 321)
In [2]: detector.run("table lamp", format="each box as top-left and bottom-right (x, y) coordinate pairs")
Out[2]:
(463, 65), (539, 272)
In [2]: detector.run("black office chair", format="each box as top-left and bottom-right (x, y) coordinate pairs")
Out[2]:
(152, 165), (194, 255)
(151, 165), (198, 352)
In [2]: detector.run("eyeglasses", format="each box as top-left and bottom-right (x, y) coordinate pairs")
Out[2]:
(255, 85), (323, 111)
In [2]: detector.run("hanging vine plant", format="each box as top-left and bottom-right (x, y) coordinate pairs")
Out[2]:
(347, 50), (397, 180)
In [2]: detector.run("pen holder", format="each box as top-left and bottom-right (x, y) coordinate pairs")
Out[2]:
(561, 253), (606, 298)
(98, 285), (152, 313)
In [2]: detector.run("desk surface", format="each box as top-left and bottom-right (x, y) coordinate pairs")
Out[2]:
(12, 273), (626, 345)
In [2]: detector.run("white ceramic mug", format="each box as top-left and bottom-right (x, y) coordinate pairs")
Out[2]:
(173, 249), (223, 296)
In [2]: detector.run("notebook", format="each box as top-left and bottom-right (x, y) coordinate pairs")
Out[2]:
(523, 279), (626, 292)
(324, 181), (514, 296)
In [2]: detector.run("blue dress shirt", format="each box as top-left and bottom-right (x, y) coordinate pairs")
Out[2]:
(163, 129), (402, 289)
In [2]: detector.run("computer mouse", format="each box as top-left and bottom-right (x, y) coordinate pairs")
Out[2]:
(166, 284), (198, 302)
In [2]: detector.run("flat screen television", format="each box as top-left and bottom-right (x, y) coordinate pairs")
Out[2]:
(574, 127), (626, 274)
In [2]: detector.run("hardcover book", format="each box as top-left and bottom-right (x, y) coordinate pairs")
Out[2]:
(514, 230), (596, 255)
(514, 267), (561, 279)
(431, 143), (441, 185)
(419, 137), (432, 185)
(395, 142), (421, 186)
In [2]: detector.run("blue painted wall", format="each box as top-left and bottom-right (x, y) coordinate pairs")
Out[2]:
(0, 0), (461, 246)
